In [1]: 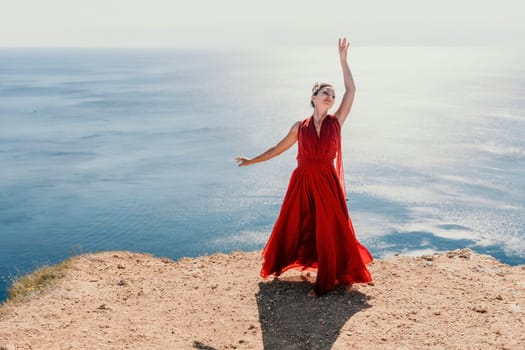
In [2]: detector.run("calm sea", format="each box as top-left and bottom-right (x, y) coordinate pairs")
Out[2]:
(1, 47), (524, 301)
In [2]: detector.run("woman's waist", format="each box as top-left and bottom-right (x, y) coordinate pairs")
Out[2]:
(296, 157), (335, 168)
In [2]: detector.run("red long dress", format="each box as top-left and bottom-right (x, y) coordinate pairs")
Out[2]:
(260, 115), (373, 295)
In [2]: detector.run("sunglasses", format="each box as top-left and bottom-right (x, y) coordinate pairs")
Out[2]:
(318, 88), (335, 99)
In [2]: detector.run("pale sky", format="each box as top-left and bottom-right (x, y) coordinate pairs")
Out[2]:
(1, 0), (524, 47)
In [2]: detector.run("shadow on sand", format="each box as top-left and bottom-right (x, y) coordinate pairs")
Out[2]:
(256, 276), (371, 349)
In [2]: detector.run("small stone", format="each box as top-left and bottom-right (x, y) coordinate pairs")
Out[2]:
(117, 279), (128, 286)
(473, 304), (488, 313)
(422, 255), (434, 261)
(433, 311), (441, 316)
(495, 295), (503, 301)
(117, 264), (125, 269)
(248, 324), (256, 330)
(97, 304), (111, 311)
(510, 304), (524, 313)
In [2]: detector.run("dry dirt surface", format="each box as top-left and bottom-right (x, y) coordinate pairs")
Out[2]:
(0, 248), (524, 349)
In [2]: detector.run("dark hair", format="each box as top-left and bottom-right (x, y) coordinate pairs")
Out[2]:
(311, 82), (333, 108)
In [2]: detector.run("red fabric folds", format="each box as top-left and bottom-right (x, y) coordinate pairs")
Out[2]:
(336, 130), (346, 199)
(261, 115), (372, 295)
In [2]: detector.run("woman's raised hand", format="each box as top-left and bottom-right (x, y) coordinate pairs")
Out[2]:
(338, 37), (349, 62)
(235, 157), (251, 167)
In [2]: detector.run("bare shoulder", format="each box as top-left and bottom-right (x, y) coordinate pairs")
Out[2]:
(290, 120), (302, 132)
(330, 114), (343, 127)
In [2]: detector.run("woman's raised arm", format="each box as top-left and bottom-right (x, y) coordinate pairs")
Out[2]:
(235, 121), (301, 166)
(334, 38), (357, 126)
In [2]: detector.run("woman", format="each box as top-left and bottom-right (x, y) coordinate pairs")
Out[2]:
(235, 38), (373, 297)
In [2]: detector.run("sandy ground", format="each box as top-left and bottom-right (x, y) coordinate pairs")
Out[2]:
(0, 248), (524, 350)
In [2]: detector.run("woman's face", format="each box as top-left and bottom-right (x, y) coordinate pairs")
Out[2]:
(312, 87), (336, 109)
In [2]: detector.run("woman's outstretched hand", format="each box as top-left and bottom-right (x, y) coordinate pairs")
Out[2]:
(338, 37), (349, 62)
(235, 157), (251, 167)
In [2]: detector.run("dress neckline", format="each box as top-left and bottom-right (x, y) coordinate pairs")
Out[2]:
(312, 115), (328, 139)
